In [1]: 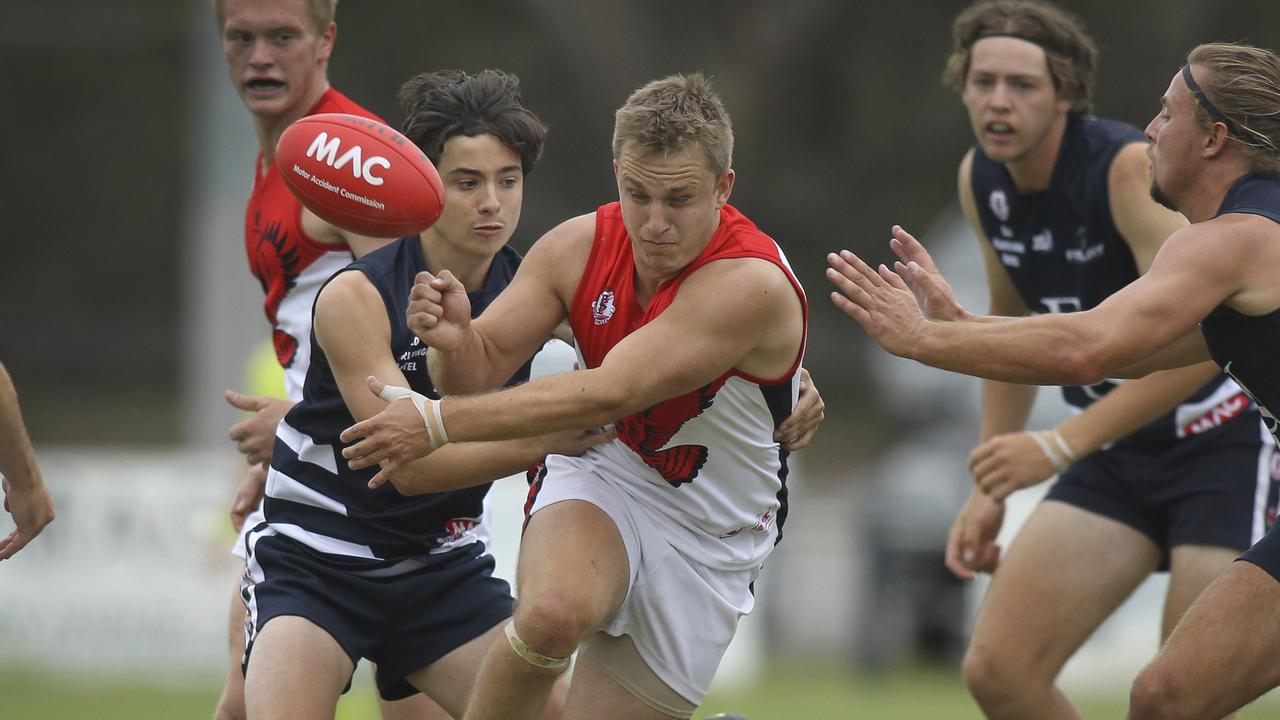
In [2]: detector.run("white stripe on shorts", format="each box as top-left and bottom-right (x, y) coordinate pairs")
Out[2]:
(270, 522), (380, 560)
(1253, 418), (1276, 545)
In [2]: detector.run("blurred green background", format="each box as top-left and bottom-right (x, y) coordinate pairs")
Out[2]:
(4, 1), (1280, 718)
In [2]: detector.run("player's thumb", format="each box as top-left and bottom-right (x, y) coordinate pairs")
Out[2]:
(433, 269), (464, 293)
(225, 389), (264, 411)
(366, 376), (388, 398)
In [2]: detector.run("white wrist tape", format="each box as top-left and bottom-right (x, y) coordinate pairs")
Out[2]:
(1049, 428), (1077, 466)
(377, 383), (449, 451)
(1031, 429), (1076, 472)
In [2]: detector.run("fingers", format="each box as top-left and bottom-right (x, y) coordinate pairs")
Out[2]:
(340, 436), (383, 470)
(367, 468), (390, 490)
(408, 272), (448, 332)
(433, 269), (464, 293)
(0, 530), (30, 561)
(944, 527), (976, 581)
(972, 543), (1002, 574)
(225, 389), (267, 412)
(876, 263), (910, 292)
(366, 376), (387, 399)
(831, 250), (885, 286)
(888, 225), (927, 263)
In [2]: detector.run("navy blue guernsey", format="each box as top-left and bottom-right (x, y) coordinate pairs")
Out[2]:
(1202, 173), (1280, 443)
(261, 238), (530, 568)
(971, 116), (1251, 445)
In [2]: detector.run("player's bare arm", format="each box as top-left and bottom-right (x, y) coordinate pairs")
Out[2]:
(0, 362), (53, 561)
(300, 207), (394, 259)
(421, 214), (595, 395)
(316, 272), (611, 495)
(944, 151), (1034, 580)
(968, 141), (1210, 501)
(829, 219), (1244, 385)
(342, 257), (802, 470)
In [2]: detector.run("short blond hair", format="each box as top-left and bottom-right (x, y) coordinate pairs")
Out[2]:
(1186, 43), (1280, 174)
(612, 73), (734, 178)
(213, 0), (338, 32)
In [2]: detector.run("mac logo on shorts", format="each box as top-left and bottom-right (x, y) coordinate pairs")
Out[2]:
(989, 190), (1010, 222)
(592, 289), (616, 325)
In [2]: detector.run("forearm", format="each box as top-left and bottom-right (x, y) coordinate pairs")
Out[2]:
(916, 313), (1117, 386)
(980, 380), (1038, 441)
(442, 368), (620, 443)
(428, 329), (528, 395)
(1055, 361), (1220, 456)
(389, 436), (551, 496)
(0, 368), (41, 489)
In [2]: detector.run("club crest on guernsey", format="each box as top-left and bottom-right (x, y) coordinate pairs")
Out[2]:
(592, 289), (616, 325)
(989, 189), (1010, 222)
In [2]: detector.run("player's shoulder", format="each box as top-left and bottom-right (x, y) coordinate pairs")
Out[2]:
(317, 87), (384, 123)
(689, 254), (795, 301)
(1106, 139), (1152, 185)
(314, 267), (384, 330)
(1080, 116), (1146, 154)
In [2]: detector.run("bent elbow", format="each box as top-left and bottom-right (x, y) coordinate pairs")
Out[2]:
(582, 386), (633, 428)
(1059, 347), (1111, 386)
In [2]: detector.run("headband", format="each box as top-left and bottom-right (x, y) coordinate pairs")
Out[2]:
(973, 32), (1066, 58)
(1181, 64), (1243, 139)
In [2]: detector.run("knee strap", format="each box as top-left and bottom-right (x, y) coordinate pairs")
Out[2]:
(505, 621), (570, 672)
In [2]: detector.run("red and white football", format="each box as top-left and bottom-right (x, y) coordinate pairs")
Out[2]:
(275, 113), (445, 238)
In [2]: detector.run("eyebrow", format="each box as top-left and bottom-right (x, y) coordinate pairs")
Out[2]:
(447, 165), (522, 177)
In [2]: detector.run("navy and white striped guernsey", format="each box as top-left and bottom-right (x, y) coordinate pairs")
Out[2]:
(1202, 173), (1280, 444)
(260, 237), (530, 569)
(971, 116), (1249, 446)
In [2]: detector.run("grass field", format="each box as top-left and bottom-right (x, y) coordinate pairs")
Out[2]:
(4, 664), (1280, 719)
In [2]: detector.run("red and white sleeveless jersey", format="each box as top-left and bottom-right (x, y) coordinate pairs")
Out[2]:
(565, 202), (808, 571)
(243, 89), (383, 399)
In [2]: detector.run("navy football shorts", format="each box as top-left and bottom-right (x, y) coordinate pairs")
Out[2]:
(1239, 522), (1280, 583)
(241, 528), (513, 700)
(1045, 416), (1277, 570)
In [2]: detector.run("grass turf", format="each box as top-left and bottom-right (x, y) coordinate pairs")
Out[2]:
(2, 664), (1277, 719)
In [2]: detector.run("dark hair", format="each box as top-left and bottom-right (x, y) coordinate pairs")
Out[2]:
(398, 69), (548, 175)
(943, 0), (1097, 117)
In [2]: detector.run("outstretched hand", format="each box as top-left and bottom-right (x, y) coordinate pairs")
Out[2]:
(887, 226), (971, 322)
(826, 249), (928, 358)
(0, 475), (55, 561)
(406, 270), (472, 352)
(340, 377), (435, 487)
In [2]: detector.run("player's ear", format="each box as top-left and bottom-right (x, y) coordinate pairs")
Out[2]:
(714, 168), (735, 208)
(1202, 121), (1232, 159)
(318, 21), (336, 61)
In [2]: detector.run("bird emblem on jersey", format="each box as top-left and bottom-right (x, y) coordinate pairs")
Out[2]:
(989, 189), (1010, 222)
(250, 218), (304, 368)
(592, 289), (616, 325)
(615, 377), (728, 487)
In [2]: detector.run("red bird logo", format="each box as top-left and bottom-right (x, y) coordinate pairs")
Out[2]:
(615, 378), (727, 487)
